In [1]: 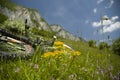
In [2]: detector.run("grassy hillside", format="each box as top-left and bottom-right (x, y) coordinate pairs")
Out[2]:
(1, 38), (120, 80)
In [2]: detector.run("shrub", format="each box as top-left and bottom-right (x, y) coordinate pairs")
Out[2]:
(0, 13), (8, 24)
(2, 19), (25, 35)
(112, 38), (120, 55)
(88, 40), (96, 47)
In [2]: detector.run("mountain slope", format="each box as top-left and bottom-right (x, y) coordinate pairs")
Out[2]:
(0, 1), (51, 31)
(0, 0), (80, 41)
(50, 25), (80, 41)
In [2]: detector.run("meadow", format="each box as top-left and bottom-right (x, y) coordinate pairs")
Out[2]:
(0, 0), (120, 79)
(0, 39), (120, 80)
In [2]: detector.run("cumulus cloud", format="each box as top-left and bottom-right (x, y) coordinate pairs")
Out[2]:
(111, 16), (119, 21)
(92, 16), (120, 33)
(103, 22), (120, 33)
(93, 8), (97, 14)
(92, 21), (101, 27)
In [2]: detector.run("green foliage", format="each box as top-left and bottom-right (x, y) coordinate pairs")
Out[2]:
(0, 13), (8, 24)
(2, 19), (25, 35)
(0, 0), (16, 11)
(29, 27), (56, 38)
(41, 17), (47, 23)
(88, 40), (96, 47)
(112, 38), (120, 55)
(38, 30), (55, 38)
(98, 42), (109, 50)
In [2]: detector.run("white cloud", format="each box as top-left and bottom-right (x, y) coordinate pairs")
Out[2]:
(92, 22), (101, 27)
(103, 22), (120, 33)
(105, 0), (114, 8)
(103, 19), (113, 26)
(97, 0), (104, 4)
(93, 8), (97, 14)
(111, 16), (119, 21)
(92, 16), (120, 33)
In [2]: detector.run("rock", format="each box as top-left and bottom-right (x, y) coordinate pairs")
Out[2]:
(50, 25), (80, 41)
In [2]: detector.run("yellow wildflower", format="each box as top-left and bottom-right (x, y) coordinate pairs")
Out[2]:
(54, 41), (64, 46)
(42, 41), (81, 58)
(42, 52), (54, 57)
(73, 51), (81, 56)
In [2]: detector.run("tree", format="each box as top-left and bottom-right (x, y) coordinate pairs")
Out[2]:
(112, 38), (120, 55)
(98, 42), (109, 50)
(88, 40), (96, 47)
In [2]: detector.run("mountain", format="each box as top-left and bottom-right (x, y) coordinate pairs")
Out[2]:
(0, 0), (80, 41)
(50, 25), (80, 41)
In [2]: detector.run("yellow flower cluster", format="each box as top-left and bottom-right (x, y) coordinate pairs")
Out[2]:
(54, 41), (64, 46)
(42, 50), (64, 58)
(42, 41), (81, 58)
(73, 51), (81, 56)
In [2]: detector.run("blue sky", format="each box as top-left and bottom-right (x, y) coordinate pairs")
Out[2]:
(11, 0), (120, 42)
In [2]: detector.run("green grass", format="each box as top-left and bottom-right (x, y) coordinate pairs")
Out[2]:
(0, 39), (120, 80)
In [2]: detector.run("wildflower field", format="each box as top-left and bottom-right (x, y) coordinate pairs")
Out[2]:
(0, 40), (120, 80)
